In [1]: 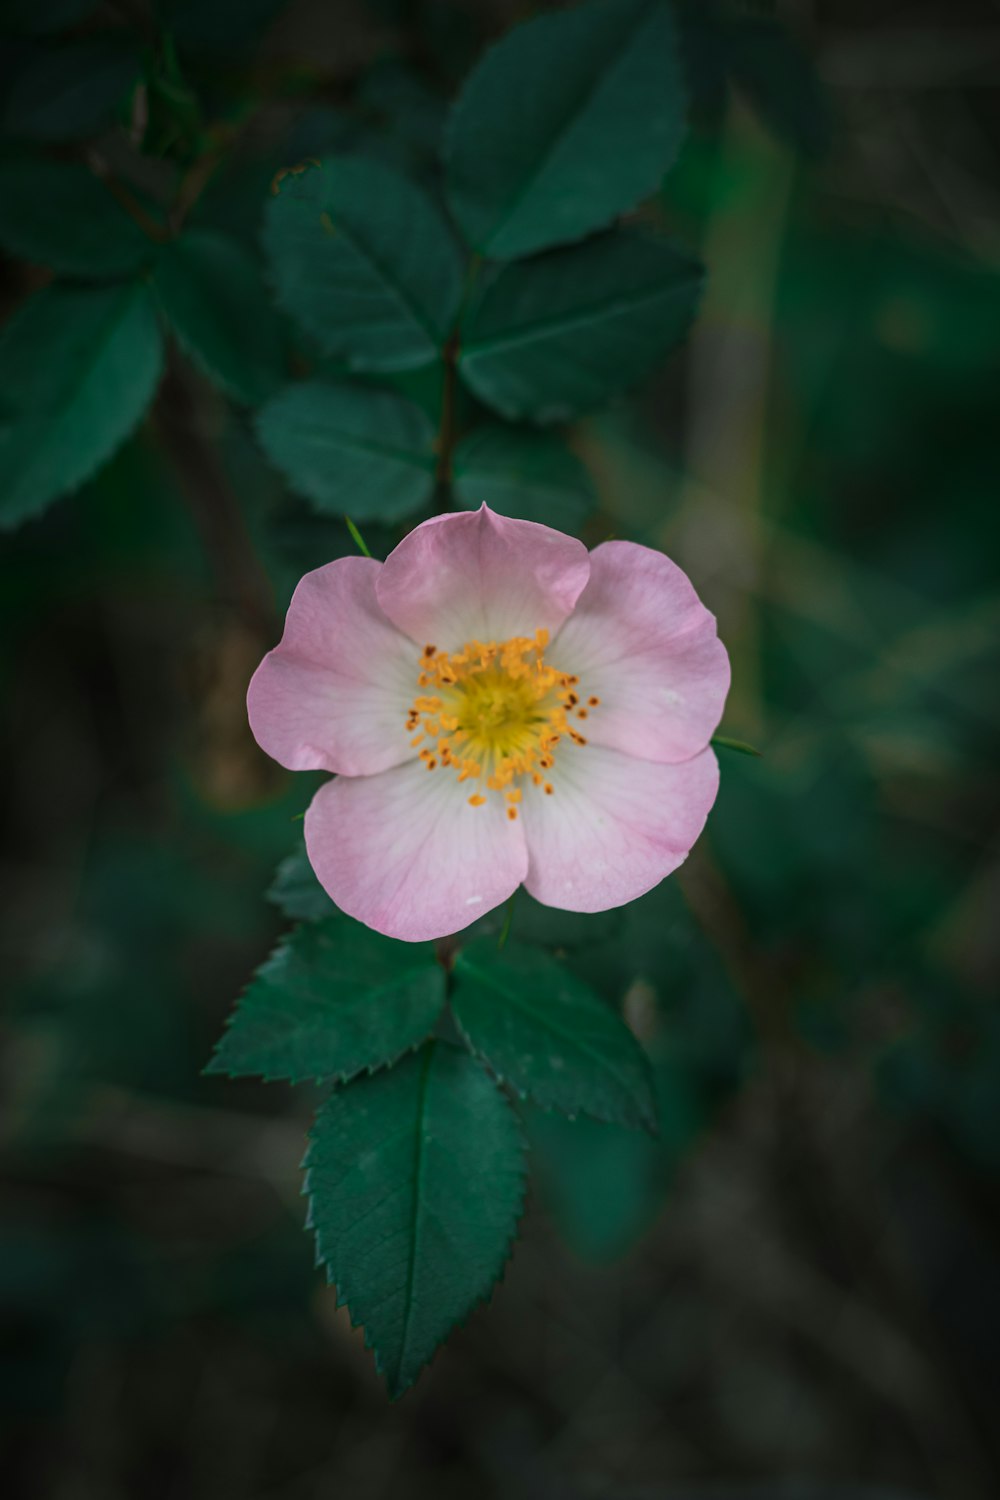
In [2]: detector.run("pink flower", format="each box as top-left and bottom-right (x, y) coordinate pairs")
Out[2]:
(248, 506), (730, 942)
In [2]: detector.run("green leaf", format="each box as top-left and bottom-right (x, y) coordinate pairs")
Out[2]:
(262, 156), (464, 371)
(3, 36), (138, 140)
(268, 843), (336, 923)
(459, 230), (703, 423)
(524, 1047), (707, 1263)
(164, 0), (289, 56)
(451, 939), (656, 1130)
(525, 1106), (666, 1263)
(305, 1041), (526, 1397)
(452, 424), (595, 531)
(0, 159), (155, 276)
(154, 229), (285, 404)
(207, 918), (446, 1085)
(256, 381), (437, 523)
(728, 17), (832, 159)
(0, 281), (164, 530)
(446, 0), (685, 260)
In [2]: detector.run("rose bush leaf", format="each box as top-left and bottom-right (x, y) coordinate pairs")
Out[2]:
(153, 228), (285, 404)
(305, 1041), (526, 1397)
(452, 424), (595, 532)
(445, 0), (685, 260)
(0, 281), (163, 530)
(207, 918), (446, 1085)
(256, 380), (438, 522)
(0, 159), (155, 276)
(3, 35), (139, 140)
(451, 938), (657, 1131)
(268, 843), (336, 923)
(459, 229), (703, 423)
(262, 156), (464, 371)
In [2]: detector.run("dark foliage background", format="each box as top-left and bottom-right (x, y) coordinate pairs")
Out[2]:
(2, 1), (999, 1497)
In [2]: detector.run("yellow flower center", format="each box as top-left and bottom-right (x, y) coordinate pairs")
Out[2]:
(403, 629), (598, 818)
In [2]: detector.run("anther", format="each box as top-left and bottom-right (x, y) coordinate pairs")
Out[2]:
(468, 794), (486, 807)
(507, 807), (518, 821)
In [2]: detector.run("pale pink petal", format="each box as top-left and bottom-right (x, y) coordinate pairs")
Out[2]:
(305, 763), (528, 941)
(520, 744), (719, 913)
(375, 504), (590, 650)
(247, 556), (419, 776)
(552, 541), (730, 763)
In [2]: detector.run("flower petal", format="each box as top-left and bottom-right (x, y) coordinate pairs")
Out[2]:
(521, 744), (719, 913)
(553, 541), (730, 763)
(305, 763), (528, 941)
(248, 556), (419, 775)
(375, 503), (590, 649)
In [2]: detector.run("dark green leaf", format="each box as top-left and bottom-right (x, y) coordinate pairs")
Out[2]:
(268, 843), (335, 923)
(525, 1106), (666, 1262)
(3, 36), (138, 139)
(445, 0), (684, 260)
(0, 159), (155, 276)
(729, 17), (832, 159)
(165, 0), (289, 55)
(256, 381), (437, 522)
(305, 1041), (526, 1396)
(207, 918), (446, 1085)
(154, 229), (285, 403)
(525, 1047), (704, 1261)
(0, 281), (164, 529)
(451, 939), (656, 1130)
(262, 156), (464, 371)
(459, 230), (703, 423)
(452, 424), (595, 531)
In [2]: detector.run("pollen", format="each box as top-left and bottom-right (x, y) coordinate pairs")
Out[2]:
(403, 629), (597, 809)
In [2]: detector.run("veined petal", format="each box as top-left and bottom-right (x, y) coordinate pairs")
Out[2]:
(375, 503), (590, 650)
(521, 743), (719, 913)
(305, 762), (528, 941)
(248, 556), (418, 775)
(553, 541), (730, 763)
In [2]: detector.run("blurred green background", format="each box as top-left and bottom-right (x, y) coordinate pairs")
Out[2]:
(2, 1), (999, 1497)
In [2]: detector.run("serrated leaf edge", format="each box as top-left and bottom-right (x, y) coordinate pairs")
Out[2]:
(301, 1053), (530, 1399)
(204, 924), (446, 1087)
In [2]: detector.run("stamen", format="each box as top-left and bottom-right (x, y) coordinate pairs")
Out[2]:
(404, 628), (596, 808)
